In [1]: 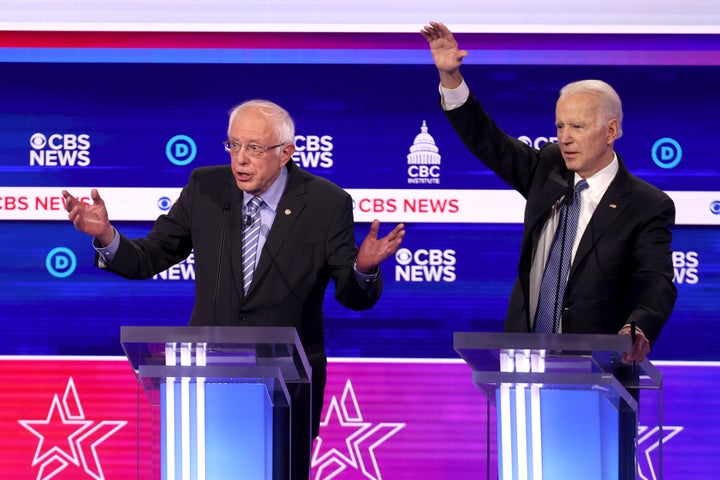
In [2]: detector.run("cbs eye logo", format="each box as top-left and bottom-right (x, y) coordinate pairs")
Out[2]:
(395, 248), (413, 265)
(30, 133), (47, 149)
(157, 196), (174, 211)
(710, 200), (720, 216)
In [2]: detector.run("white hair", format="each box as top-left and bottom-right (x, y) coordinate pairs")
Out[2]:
(559, 80), (623, 139)
(227, 99), (296, 145)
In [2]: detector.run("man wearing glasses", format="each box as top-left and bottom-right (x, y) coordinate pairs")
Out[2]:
(62, 99), (406, 479)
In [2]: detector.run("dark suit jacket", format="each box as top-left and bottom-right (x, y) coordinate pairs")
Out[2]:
(99, 161), (382, 425)
(445, 93), (677, 345)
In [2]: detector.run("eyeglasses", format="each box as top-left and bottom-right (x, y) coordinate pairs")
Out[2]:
(223, 140), (285, 158)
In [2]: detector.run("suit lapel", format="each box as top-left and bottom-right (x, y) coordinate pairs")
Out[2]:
(526, 168), (573, 227)
(519, 167), (573, 278)
(570, 160), (632, 278)
(246, 164), (307, 296)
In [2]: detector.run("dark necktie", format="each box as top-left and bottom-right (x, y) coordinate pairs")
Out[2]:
(242, 196), (264, 294)
(534, 180), (589, 333)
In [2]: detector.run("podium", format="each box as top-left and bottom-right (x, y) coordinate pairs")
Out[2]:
(454, 332), (663, 480)
(121, 326), (311, 480)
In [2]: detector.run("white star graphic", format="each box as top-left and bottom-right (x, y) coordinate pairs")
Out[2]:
(311, 379), (405, 480)
(18, 377), (127, 480)
(18, 394), (92, 469)
(637, 424), (683, 480)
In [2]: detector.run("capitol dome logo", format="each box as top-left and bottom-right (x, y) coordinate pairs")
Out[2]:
(407, 121), (441, 185)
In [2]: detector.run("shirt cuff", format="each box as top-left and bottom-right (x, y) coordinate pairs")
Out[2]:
(92, 227), (119, 266)
(353, 258), (378, 289)
(439, 79), (470, 111)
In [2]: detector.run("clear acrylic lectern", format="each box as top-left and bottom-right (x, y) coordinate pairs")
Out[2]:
(121, 326), (311, 480)
(454, 332), (663, 480)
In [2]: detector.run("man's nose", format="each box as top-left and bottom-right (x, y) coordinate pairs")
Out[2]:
(234, 150), (250, 164)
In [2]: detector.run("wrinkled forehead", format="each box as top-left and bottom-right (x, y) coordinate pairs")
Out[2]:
(555, 92), (601, 121)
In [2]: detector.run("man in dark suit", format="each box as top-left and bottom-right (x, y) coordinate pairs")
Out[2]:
(62, 99), (405, 479)
(421, 22), (676, 476)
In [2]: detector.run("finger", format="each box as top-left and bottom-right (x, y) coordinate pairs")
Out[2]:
(430, 21), (444, 31)
(366, 219), (380, 240)
(631, 341), (642, 361)
(68, 207), (84, 229)
(61, 190), (76, 212)
(61, 190), (76, 202)
(623, 336), (649, 363)
(422, 22), (445, 40)
(67, 205), (78, 222)
(619, 329), (634, 363)
(389, 225), (406, 244)
(91, 188), (103, 205)
(622, 350), (638, 364)
(382, 223), (403, 241)
(637, 339), (650, 362)
(434, 22), (454, 38)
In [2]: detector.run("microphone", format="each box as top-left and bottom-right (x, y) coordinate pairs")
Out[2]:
(245, 215), (253, 227)
(214, 202), (231, 309)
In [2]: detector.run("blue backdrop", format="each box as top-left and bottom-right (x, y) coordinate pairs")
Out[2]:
(1, 60), (718, 360)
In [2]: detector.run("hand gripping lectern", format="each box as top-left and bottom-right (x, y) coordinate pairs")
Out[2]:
(454, 332), (663, 480)
(121, 326), (311, 480)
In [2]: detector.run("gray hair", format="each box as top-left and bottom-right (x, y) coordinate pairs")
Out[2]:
(227, 99), (296, 145)
(559, 80), (623, 139)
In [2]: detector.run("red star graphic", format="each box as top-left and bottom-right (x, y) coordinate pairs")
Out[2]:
(19, 394), (93, 466)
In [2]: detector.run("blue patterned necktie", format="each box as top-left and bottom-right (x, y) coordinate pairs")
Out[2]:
(242, 196), (264, 294)
(534, 180), (589, 333)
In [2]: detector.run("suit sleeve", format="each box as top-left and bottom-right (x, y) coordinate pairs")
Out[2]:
(444, 92), (544, 197)
(327, 194), (383, 310)
(626, 193), (678, 346)
(97, 171), (195, 279)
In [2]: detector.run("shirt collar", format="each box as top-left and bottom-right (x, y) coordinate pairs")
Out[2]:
(573, 153), (618, 200)
(243, 165), (288, 213)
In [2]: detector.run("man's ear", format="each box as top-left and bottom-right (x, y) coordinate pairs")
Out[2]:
(607, 119), (619, 144)
(279, 143), (296, 166)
